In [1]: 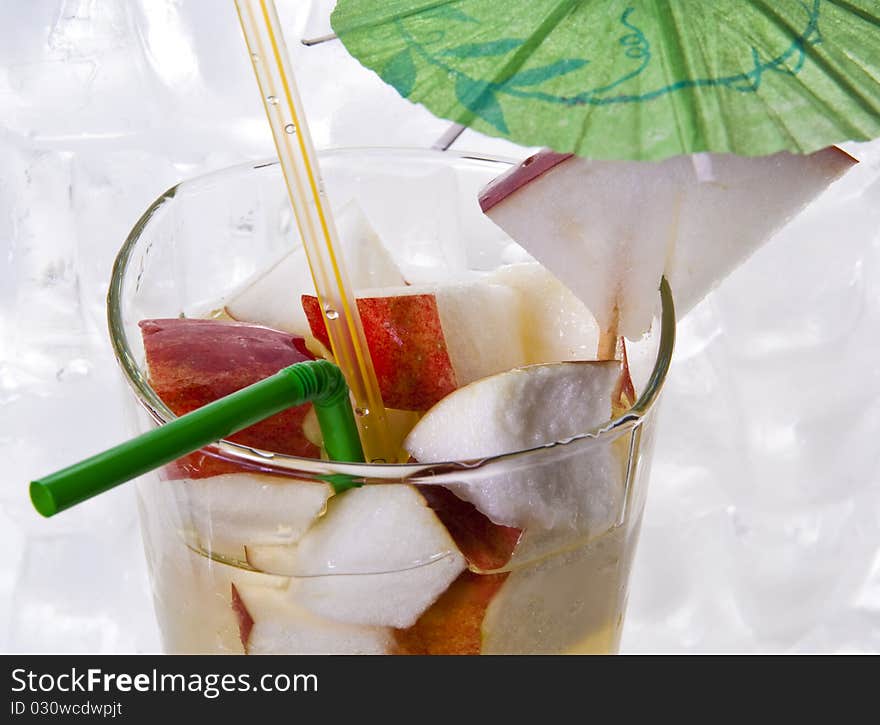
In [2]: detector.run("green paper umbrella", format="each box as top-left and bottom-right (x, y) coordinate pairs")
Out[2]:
(331, 0), (880, 160)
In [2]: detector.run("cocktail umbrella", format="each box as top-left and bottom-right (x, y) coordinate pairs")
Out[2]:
(331, 0), (880, 160)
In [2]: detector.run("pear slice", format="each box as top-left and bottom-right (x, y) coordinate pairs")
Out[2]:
(302, 280), (525, 410)
(232, 583), (392, 655)
(171, 474), (333, 561)
(405, 361), (626, 533)
(290, 485), (466, 629)
(480, 147), (857, 338)
(488, 261), (600, 365)
(244, 543), (300, 576)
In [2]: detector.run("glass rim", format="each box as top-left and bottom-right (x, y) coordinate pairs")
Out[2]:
(107, 147), (675, 482)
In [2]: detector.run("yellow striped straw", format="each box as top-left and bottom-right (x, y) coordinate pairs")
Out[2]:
(235, 0), (395, 462)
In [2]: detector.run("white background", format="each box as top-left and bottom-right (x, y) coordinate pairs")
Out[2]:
(1, 1), (878, 653)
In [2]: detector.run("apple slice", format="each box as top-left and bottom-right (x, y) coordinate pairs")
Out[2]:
(488, 261), (600, 365)
(225, 200), (406, 336)
(231, 583), (392, 655)
(303, 291), (457, 411)
(303, 280), (524, 410)
(431, 281), (525, 386)
(480, 147), (857, 339)
(140, 318), (321, 478)
(245, 484), (522, 653)
(405, 361), (626, 532)
(291, 485), (466, 629)
(172, 474), (332, 561)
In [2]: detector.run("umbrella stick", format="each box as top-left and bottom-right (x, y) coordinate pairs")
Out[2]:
(301, 32), (338, 46)
(597, 304), (620, 360)
(432, 123), (466, 151)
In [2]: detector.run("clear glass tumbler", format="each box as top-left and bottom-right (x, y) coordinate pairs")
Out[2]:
(108, 148), (674, 654)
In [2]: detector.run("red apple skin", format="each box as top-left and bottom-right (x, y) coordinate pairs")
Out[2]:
(393, 571), (508, 655)
(302, 294), (458, 411)
(417, 485), (521, 571)
(478, 149), (573, 213)
(230, 583), (253, 653)
(140, 318), (321, 478)
(479, 146), (856, 215)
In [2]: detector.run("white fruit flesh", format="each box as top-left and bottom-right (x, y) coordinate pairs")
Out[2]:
(224, 248), (314, 335)
(245, 543), (300, 576)
(356, 280), (526, 386)
(291, 485), (466, 628)
(404, 361), (625, 531)
(433, 282), (525, 385)
(481, 148), (856, 338)
(171, 474), (332, 554)
(489, 262), (600, 364)
(233, 583), (392, 655)
(225, 200), (405, 335)
(405, 361), (620, 461)
(333, 201), (410, 290)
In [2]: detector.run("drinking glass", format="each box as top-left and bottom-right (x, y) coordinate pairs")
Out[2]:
(108, 148), (674, 654)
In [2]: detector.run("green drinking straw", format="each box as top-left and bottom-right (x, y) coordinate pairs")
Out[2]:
(29, 359), (364, 518)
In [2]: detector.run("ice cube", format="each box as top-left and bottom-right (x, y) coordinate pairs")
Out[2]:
(9, 533), (158, 653)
